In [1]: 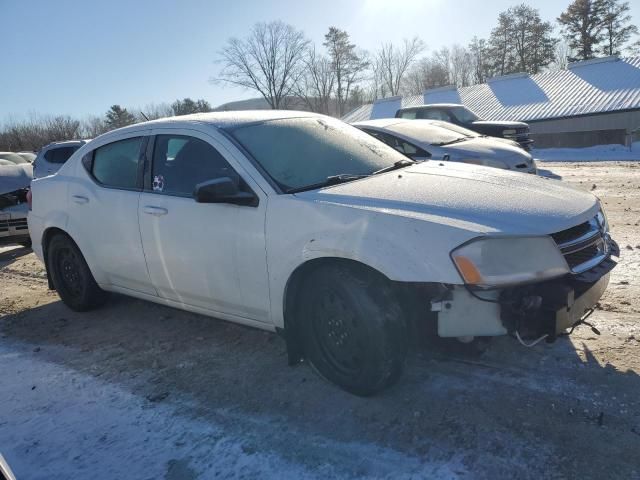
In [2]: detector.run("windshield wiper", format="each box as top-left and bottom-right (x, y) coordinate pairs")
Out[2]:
(372, 159), (415, 175)
(286, 174), (370, 194)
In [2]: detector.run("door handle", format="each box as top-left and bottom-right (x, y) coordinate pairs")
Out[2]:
(143, 206), (168, 216)
(72, 195), (89, 204)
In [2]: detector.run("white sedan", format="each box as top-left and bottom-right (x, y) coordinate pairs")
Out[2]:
(354, 118), (537, 173)
(28, 111), (617, 395)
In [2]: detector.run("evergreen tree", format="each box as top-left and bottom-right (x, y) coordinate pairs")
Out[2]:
(558, 0), (608, 61)
(600, 0), (638, 56)
(104, 105), (136, 130)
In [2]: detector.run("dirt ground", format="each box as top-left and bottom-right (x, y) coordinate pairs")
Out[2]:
(1, 162), (639, 479)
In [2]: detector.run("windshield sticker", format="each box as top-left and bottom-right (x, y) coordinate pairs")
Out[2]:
(152, 175), (165, 192)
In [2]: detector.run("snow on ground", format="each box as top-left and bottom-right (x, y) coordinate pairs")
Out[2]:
(533, 141), (640, 162)
(0, 340), (466, 480)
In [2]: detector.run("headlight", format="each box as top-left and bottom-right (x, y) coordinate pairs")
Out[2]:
(451, 236), (569, 287)
(503, 129), (517, 135)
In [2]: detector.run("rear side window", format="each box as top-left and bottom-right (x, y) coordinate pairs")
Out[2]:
(92, 137), (143, 189)
(418, 109), (452, 121)
(44, 146), (79, 164)
(151, 135), (239, 196)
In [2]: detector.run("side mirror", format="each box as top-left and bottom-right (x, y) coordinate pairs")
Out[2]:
(193, 177), (258, 207)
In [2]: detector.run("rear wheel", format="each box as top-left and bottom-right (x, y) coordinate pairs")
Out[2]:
(48, 234), (108, 311)
(297, 264), (407, 396)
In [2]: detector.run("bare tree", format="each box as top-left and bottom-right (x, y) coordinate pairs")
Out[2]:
(450, 44), (474, 87)
(215, 21), (309, 109)
(137, 102), (173, 121)
(375, 37), (425, 96)
(82, 115), (110, 138)
(468, 36), (491, 84)
(402, 55), (451, 95)
(324, 27), (369, 116)
(294, 46), (335, 114)
(553, 41), (573, 69)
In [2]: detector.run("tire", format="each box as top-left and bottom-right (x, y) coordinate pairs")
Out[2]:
(47, 234), (108, 311)
(297, 264), (408, 396)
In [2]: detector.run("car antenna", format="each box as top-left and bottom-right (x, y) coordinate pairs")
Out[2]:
(140, 112), (150, 121)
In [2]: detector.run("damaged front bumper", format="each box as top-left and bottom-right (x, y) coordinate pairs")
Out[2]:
(433, 238), (619, 342)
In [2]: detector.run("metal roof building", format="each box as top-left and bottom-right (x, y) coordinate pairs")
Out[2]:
(344, 56), (640, 148)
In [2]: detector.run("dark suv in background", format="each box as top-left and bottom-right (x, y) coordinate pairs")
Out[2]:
(396, 103), (533, 150)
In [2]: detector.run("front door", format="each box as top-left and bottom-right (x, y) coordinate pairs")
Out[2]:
(137, 130), (270, 323)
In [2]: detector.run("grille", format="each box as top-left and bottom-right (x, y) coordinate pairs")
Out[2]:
(551, 221), (591, 245)
(551, 215), (607, 273)
(0, 218), (28, 233)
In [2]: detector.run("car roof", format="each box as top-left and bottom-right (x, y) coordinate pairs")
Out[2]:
(106, 110), (321, 135)
(43, 140), (88, 148)
(352, 118), (409, 129)
(398, 103), (464, 110)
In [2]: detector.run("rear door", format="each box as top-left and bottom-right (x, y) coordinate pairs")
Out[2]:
(66, 132), (156, 295)
(137, 128), (270, 323)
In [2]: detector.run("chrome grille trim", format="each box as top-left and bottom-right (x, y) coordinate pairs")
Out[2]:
(551, 213), (609, 274)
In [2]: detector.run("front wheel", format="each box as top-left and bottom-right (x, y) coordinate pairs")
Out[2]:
(297, 264), (408, 396)
(47, 234), (108, 311)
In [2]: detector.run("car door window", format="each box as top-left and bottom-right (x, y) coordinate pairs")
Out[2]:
(92, 137), (143, 189)
(151, 135), (240, 196)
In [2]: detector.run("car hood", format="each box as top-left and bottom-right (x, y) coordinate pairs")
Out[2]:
(0, 164), (32, 195)
(472, 120), (528, 129)
(438, 137), (532, 166)
(296, 161), (598, 235)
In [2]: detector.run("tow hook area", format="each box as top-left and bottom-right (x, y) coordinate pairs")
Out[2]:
(500, 272), (611, 344)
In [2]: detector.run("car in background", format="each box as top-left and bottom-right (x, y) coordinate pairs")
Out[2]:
(0, 162), (32, 247)
(33, 140), (88, 178)
(395, 103), (533, 150)
(29, 111), (616, 395)
(17, 151), (36, 163)
(0, 152), (30, 165)
(354, 118), (537, 174)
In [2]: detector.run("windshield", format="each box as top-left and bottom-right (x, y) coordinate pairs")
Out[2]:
(229, 117), (408, 192)
(450, 106), (480, 123)
(387, 121), (466, 146)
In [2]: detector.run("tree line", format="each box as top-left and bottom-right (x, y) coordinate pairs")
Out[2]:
(215, 0), (639, 113)
(0, 98), (212, 152)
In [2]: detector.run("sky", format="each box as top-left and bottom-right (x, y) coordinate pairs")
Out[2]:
(1, 0), (639, 121)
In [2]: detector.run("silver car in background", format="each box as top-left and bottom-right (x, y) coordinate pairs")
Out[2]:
(354, 118), (537, 174)
(0, 163), (32, 247)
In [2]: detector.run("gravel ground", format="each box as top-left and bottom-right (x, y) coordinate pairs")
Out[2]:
(1, 162), (639, 479)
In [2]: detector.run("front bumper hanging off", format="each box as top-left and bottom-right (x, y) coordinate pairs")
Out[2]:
(500, 240), (619, 341)
(434, 239), (619, 342)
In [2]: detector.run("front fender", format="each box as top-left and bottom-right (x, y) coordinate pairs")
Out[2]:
(266, 196), (476, 328)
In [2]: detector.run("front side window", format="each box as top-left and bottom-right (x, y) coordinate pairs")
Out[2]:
(92, 137), (143, 189)
(45, 146), (80, 164)
(228, 117), (407, 192)
(151, 135), (239, 196)
(450, 106), (480, 123)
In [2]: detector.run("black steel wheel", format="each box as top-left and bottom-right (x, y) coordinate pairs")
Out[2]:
(48, 234), (107, 311)
(297, 263), (407, 396)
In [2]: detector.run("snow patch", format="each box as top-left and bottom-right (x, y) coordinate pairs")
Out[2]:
(533, 142), (640, 162)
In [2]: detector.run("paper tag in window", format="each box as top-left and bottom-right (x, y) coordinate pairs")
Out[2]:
(152, 175), (165, 192)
